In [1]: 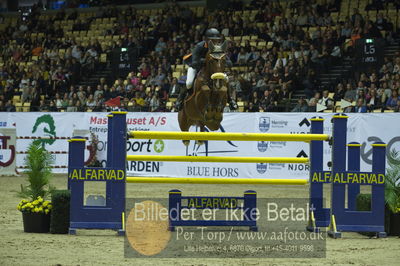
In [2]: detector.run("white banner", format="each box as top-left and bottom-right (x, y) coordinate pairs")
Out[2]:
(1, 112), (399, 179)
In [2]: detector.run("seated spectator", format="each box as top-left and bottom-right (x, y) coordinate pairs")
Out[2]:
(280, 66), (294, 91)
(20, 75), (30, 103)
(154, 68), (166, 86)
(393, 57), (400, 74)
(245, 102), (259, 112)
(94, 95), (105, 111)
(366, 89), (382, 111)
(269, 69), (281, 86)
(86, 94), (97, 110)
(318, 90), (334, 109)
(280, 84), (291, 107)
(155, 37), (167, 54)
(344, 83), (356, 102)
(168, 78), (179, 98)
(139, 63), (151, 78)
(61, 94), (69, 110)
(75, 100), (85, 112)
(132, 91), (145, 107)
(386, 90), (400, 110)
(49, 100), (58, 112)
(66, 100), (77, 112)
(308, 92), (321, 112)
(236, 48), (247, 65)
(249, 91), (261, 110)
(149, 94), (160, 112)
(291, 98), (308, 112)
(381, 82), (392, 103)
(245, 46), (255, 63)
(229, 74), (242, 98)
(55, 93), (63, 110)
(93, 85), (104, 100)
(260, 89), (277, 112)
(256, 76), (268, 91)
(333, 83), (345, 103)
(356, 89), (366, 102)
(39, 100), (48, 112)
(77, 86), (87, 104)
(353, 98), (368, 113)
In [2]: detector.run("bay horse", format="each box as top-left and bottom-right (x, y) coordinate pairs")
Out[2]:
(178, 40), (229, 146)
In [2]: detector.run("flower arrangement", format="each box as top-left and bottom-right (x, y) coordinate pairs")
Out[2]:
(17, 142), (55, 233)
(17, 196), (52, 214)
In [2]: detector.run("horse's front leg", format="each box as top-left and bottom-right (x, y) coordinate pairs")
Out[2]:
(195, 124), (206, 146)
(178, 110), (190, 146)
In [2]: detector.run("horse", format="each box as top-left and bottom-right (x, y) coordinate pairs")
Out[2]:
(178, 40), (229, 146)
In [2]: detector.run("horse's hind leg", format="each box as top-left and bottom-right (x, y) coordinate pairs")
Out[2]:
(178, 110), (190, 146)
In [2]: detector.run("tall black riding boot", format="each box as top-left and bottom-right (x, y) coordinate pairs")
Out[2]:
(175, 87), (187, 111)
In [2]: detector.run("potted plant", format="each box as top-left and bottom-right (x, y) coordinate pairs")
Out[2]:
(17, 142), (54, 233)
(385, 149), (400, 236)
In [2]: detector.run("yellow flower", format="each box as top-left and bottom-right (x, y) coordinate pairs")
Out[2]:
(34, 207), (39, 213)
(45, 209), (49, 214)
(43, 201), (49, 207)
(38, 207), (43, 212)
(38, 198), (43, 203)
(32, 200), (39, 206)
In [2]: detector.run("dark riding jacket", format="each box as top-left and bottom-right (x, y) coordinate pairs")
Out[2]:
(184, 41), (208, 71)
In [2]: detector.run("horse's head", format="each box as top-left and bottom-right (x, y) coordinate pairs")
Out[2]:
(206, 40), (228, 75)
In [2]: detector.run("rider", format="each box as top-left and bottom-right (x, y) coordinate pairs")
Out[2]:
(175, 28), (238, 111)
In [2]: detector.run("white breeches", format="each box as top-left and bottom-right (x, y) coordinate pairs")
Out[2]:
(186, 67), (229, 89)
(186, 67), (197, 89)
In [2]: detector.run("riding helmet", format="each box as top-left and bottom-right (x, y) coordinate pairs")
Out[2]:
(205, 28), (221, 40)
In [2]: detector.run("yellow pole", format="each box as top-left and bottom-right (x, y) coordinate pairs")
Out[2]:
(126, 155), (309, 164)
(128, 131), (329, 142)
(126, 176), (308, 185)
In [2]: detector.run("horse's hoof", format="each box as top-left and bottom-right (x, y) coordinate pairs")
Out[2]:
(182, 140), (190, 146)
(196, 140), (205, 146)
